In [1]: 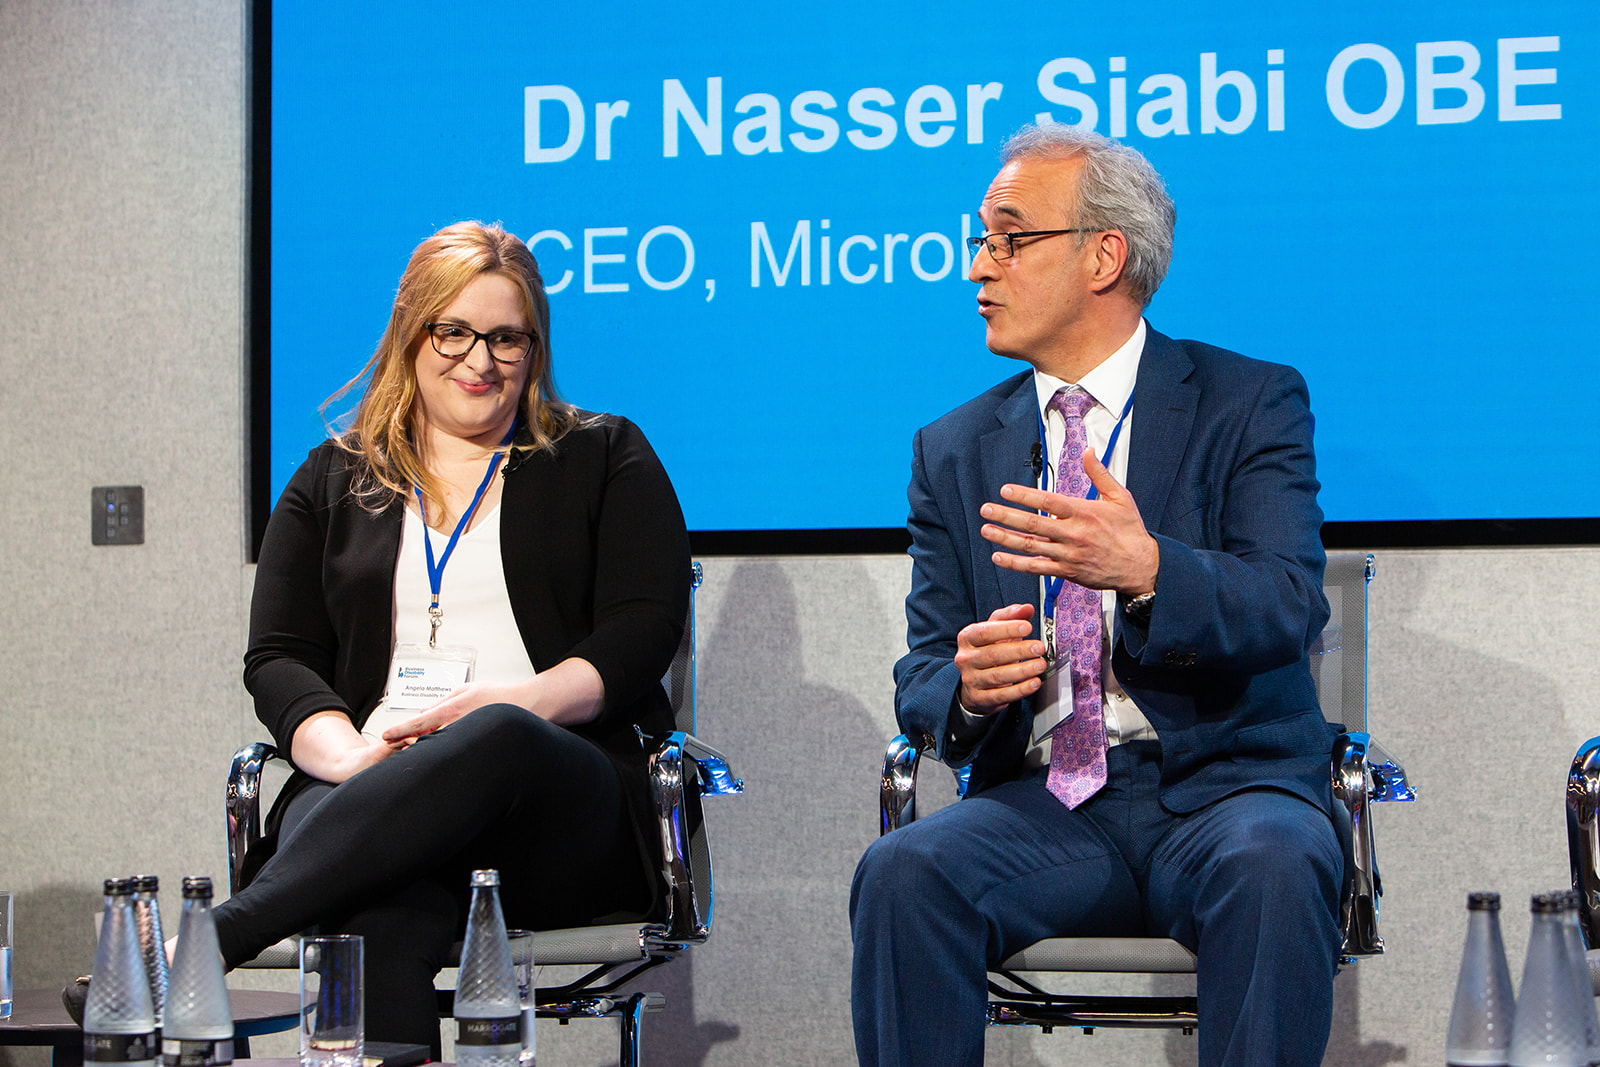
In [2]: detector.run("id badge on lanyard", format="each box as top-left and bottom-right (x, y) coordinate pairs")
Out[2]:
(1033, 579), (1072, 745)
(362, 424), (512, 742)
(364, 643), (478, 741)
(387, 643), (476, 709)
(1031, 388), (1131, 745)
(416, 421), (516, 641)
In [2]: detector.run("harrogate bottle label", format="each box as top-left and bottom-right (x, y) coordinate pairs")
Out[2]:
(85, 1031), (156, 1063)
(456, 1016), (522, 1046)
(161, 1037), (235, 1066)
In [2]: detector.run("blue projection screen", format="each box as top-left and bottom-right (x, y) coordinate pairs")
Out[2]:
(266, 2), (1598, 537)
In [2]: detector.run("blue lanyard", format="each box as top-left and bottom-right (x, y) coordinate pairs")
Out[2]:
(1039, 389), (1135, 617)
(416, 421), (517, 646)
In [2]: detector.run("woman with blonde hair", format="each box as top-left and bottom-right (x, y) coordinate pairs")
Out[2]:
(214, 221), (690, 1053)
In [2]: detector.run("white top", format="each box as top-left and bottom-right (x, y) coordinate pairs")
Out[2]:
(391, 503), (538, 682)
(362, 502), (537, 741)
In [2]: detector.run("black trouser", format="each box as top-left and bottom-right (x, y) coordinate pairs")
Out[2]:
(213, 704), (652, 1053)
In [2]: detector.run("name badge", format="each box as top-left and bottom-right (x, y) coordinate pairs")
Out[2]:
(385, 643), (475, 711)
(1031, 647), (1073, 746)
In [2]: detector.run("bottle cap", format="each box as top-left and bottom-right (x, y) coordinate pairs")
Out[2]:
(104, 877), (134, 896)
(1531, 893), (1562, 914)
(470, 869), (501, 888)
(130, 874), (160, 893)
(1467, 891), (1501, 911)
(181, 876), (214, 900)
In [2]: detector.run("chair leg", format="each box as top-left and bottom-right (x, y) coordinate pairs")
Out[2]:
(617, 991), (649, 1067)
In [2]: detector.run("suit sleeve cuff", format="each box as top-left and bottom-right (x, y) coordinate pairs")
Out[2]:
(944, 690), (1000, 765)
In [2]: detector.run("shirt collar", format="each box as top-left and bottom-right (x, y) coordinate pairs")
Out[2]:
(1032, 318), (1146, 421)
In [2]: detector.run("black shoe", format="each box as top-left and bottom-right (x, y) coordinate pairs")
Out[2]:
(61, 975), (90, 1027)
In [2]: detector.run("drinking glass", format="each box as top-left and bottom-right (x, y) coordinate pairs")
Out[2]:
(506, 930), (536, 1065)
(299, 935), (363, 1067)
(1, 891), (13, 1019)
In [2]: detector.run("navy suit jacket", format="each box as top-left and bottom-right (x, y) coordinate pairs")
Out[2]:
(893, 327), (1337, 814)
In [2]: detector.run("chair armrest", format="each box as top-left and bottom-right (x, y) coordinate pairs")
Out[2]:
(227, 741), (280, 896)
(1362, 737), (1416, 803)
(678, 733), (743, 796)
(1569, 736), (1600, 948)
(1331, 733), (1378, 958)
(647, 731), (739, 947)
(881, 733), (932, 836)
(1331, 731), (1414, 961)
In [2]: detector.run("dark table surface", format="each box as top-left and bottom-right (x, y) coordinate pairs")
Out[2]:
(0, 987), (300, 1041)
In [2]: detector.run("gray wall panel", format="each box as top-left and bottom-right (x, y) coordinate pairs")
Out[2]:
(0, 5), (247, 1067)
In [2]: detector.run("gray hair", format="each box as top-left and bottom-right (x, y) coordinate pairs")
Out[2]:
(1000, 124), (1176, 307)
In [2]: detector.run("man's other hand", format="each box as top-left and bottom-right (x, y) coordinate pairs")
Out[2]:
(980, 448), (1159, 595)
(955, 603), (1049, 714)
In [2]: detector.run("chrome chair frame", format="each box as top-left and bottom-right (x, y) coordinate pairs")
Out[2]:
(1568, 735), (1600, 993)
(226, 562), (741, 1066)
(879, 551), (1414, 1035)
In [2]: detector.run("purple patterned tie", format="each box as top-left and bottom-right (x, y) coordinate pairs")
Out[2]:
(1045, 388), (1108, 809)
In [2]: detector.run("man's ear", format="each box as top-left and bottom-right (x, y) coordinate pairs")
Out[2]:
(1089, 229), (1130, 294)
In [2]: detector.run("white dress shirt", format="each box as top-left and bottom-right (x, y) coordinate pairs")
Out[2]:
(957, 319), (1158, 767)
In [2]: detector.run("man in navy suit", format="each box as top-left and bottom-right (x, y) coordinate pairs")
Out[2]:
(850, 124), (1342, 1067)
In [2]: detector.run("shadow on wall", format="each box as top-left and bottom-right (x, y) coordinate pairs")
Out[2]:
(1360, 551), (1582, 1063)
(631, 951), (738, 1067)
(700, 556), (895, 884)
(682, 557), (897, 1064)
(1, 883), (102, 1067)
(1326, 962), (1406, 1065)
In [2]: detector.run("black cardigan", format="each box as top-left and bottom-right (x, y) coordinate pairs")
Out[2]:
(242, 412), (691, 887)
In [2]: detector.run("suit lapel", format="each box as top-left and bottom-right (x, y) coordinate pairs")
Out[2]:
(1126, 328), (1197, 534)
(978, 373), (1043, 616)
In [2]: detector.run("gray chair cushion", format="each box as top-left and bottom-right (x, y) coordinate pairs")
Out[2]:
(530, 924), (651, 966)
(997, 937), (1198, 974)
(239, 924), (653, 971)
(238, 937), (300, 969)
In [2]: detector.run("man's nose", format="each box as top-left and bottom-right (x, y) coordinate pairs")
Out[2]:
(968, 244), (999, 282)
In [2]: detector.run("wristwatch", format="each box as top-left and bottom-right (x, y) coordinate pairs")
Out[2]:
(1122, 589), (1156, 623)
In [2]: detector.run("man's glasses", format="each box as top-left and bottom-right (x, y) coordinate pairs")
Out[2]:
(423, 322), (534, 364)
(966, 229), (1097, 261)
